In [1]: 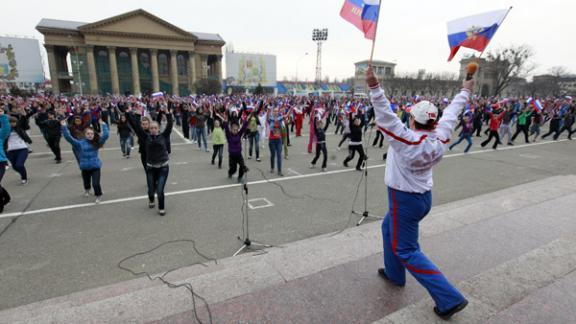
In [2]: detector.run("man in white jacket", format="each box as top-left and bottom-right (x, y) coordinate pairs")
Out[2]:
(367, 65), (474, 320)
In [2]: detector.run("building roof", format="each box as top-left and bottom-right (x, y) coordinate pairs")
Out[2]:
(355, 60), (396, 66)
(36, 13), (224, 42)
(37, 18), (87, 31)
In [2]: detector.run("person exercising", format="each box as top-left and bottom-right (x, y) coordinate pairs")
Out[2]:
(367, 65), (474, 320)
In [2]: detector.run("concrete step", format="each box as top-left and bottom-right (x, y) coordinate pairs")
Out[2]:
(374, 233), (576, 324)
(1, 175), (575, 323)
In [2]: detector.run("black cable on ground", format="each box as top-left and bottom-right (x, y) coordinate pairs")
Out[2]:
(117, 239), (216, 324)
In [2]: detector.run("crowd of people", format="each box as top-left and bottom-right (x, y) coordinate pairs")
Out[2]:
(0, 90), (573, 214)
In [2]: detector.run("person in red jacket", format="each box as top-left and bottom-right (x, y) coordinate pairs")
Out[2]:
(481, 105), (506, 149)
(294, 106), (304, 137)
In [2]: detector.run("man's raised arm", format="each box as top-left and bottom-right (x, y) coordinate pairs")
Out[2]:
(367, 66), (420, 147)
(435, 79), (475, 141)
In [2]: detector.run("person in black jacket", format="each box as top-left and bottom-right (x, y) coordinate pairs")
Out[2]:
(125, 107), (151, 171)
(343, 113), (366, 171)
(310, 116), (329, 171)
(117, 114), (133, 158)
(130, 106), (173, 216)
(40, 111), (62, 163)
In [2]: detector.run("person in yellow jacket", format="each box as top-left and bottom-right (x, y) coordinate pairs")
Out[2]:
(211, 119), (226, 169)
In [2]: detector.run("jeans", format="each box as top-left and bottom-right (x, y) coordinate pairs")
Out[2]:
(196, 127), (207, 150)
(511, 124), (530, 143)
(372, 130), (384, 147)
(449, 134), (473, 153)
(311, 143), (327, 168)
(382, 187), (465, 312)
(47, 136), (62, 161)
(212, 144), (224, 167)
(499, 124), (512, 144)
(228, 153), (247, 179)
(82, 168), (102, 196)
(481, 130), (501, 149)
(269, 138), (283, 173)
(248, 132), (260, 158)
(120, 136), (132, 156)
(344, 145), (366, 170)
(338, 133), (351, 148)
(0, 161), (6, 183)
(146, 165), (169, 210)
(189, 126), (197, 142)
(7, 149), (29, 180)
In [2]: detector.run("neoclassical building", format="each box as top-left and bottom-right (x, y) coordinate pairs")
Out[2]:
(37, 9), (225, 96)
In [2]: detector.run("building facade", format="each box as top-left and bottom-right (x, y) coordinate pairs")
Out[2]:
(353, 60), (396, 94)
(37, 9), (225, 96)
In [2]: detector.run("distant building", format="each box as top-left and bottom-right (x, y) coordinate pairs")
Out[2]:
(459, 57), (528, 97)
(276, 81), (350, 96)
(0, 36), (45, 93)
(559, 76), (576, 96)
(354, 60), (395, 94)
(37, 9), (225, 96)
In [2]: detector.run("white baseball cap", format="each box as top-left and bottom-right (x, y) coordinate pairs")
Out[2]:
(410, 101), (438, 124)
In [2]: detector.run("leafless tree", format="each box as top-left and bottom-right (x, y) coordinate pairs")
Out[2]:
(487, 44), (536, 96)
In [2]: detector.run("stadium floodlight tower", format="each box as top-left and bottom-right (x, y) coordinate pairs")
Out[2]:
(312, 28), (328, 82)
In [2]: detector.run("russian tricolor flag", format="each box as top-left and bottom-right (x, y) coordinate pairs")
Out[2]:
(447, 9), (509, 61)
(527, 97), (543, 112)
(340, 0), (381, 40)
(151, 91), (164, 100)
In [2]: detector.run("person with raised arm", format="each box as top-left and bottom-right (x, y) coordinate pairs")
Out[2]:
(367, 65), (474, 320)
(61, 117), (110, 203)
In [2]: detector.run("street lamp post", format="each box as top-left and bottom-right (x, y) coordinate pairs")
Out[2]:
(312, 28), (328, 82)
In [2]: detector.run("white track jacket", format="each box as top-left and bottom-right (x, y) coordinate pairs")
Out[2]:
(370, 85), (470, 193)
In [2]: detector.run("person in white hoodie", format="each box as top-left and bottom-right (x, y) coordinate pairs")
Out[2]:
(367, 65), (474, 320)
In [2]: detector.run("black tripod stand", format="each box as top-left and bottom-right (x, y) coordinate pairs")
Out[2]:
(353, 123), (383, 226)
(234, 136), (271, 256)
(353, 157), (383, 226)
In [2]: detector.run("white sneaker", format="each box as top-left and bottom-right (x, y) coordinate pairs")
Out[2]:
(84, 190), (91, 197)
(21, 179), (28, 185)
(322, 168), (327, 172)
(309, 164), (315, 169)
(159, 210), (166, 216)
(95, 197), (101, 204)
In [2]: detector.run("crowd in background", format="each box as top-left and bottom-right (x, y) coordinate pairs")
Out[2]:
(0, 90), (573, 214)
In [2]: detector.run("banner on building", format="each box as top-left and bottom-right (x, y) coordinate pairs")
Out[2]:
(0, 37), (45, 84)
(225, 52), (276, 88)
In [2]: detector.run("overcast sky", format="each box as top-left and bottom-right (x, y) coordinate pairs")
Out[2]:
(2, 0), (574, 81)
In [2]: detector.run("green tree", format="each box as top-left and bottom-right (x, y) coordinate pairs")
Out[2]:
(254, 83), (264, 95)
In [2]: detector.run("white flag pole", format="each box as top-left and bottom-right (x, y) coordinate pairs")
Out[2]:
(369, 0), (383, 63)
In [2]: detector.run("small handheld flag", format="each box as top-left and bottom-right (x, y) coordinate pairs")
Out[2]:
(151, 92), (164, 100)
(447, 7), (512, 61)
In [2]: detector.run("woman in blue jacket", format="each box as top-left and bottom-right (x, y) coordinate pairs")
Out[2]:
(0, 109), (13, 213)
(61, 118), (109, 203)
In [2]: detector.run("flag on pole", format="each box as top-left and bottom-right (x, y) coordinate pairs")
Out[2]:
(446, 9), (509, 61)
(340, 0), (381, 40)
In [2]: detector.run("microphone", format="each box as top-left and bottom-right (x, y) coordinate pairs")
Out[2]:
(466, 62), (479, 81)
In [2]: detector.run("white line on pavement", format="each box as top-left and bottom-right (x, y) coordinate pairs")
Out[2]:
(29, 141), (193, 157)
(0, 139), (569, 219)
(172, 127), (192, 144)
(287, 168), (302, 176)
